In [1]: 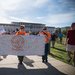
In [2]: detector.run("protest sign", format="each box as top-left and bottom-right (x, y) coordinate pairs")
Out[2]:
(0, 35), (45, 56)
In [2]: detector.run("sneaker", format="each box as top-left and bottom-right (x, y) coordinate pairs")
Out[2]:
(46, 59), (48, 63)
(42, 59), (45, 63)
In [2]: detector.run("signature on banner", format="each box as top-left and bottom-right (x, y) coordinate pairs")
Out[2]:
(11, 35), (25, 51)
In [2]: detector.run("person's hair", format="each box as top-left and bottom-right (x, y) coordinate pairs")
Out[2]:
(20, 25), (25, 29)
(16, 28), (19, 31)
(43, 27), (47, 30)
(71, 23), (75, 28)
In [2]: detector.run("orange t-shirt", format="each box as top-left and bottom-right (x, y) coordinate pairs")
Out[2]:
(16, 31), (26, 35)
(39, 31), (51, 43)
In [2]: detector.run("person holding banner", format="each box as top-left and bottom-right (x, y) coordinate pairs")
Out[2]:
(39, 27), (51, 62)
(16, 25), (27, 64)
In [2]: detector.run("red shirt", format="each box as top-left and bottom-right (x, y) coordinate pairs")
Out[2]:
(67, 30), (75, 45)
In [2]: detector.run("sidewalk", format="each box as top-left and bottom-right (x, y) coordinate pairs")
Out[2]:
(0, 55), (75, 75)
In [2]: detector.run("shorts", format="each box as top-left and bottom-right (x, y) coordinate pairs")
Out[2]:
(66, 44), (75, 52)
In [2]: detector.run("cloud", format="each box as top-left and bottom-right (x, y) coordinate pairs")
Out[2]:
(0, 16), (10, 23)
(0, 0), (49, 23)
(47, 13), (74, 23)
(34, 0), (49, 7)
(34, 12), (75, 27)
(0, 0), (75, 27)
(0, 0), (21, 11)
(9, 16), (32, 22)
(9, 0), (49, 12)
(44, 12), (75, 27)
(0, 0), (21, 23)
(48, 0), (75, 14)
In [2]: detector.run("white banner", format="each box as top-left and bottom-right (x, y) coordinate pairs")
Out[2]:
(0, 35), (45, 56)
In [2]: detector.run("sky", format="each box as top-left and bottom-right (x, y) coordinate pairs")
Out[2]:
(0, 0), (75, 27)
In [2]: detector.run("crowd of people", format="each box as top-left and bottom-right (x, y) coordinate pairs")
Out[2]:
(0, 23), (75, 67)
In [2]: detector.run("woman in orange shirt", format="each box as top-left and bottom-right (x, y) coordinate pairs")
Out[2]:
(39, 27), (51, 62)
(16, 25), (27, 64)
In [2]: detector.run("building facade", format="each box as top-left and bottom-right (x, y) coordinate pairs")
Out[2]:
(12, 22), (45, 33)
(0, 22), (45, 33)
(46, 26), (55, 33)
(0, 22), (55, 34)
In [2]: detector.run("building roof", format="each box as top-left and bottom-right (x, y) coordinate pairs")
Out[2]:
(0, 23), (15, 26)
(46, 26), (55, 28)
(12, 22), (45, 26)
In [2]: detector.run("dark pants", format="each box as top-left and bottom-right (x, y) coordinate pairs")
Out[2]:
(18, 56), (24, 63)
(42, 43), (49, 62)
(48, 41), (51, 54)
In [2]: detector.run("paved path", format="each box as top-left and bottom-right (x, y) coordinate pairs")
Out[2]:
(0, 55), (75, 75)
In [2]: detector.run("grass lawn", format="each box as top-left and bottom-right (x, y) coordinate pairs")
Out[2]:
(49, 42), (74, 66)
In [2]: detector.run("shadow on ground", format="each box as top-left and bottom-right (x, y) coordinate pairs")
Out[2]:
(51, 47), (66, 52)
(23, 56), (34, 67)
(50, 53), (65, 60)
(0, 57), (67, 75)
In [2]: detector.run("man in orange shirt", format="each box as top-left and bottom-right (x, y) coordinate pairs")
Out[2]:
(16, 25), (27, 64)
(39, 27), (51, 62)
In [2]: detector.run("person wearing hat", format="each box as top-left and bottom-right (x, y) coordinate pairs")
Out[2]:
(16, 25), (27, 64)
(39, 27), (51, 62)
(66, 23), (75, 66)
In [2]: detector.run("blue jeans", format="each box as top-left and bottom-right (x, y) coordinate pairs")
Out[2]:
(42, 43), (49, 62)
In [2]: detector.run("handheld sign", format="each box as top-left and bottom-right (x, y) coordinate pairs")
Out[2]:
(0, 35), (45, 56)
